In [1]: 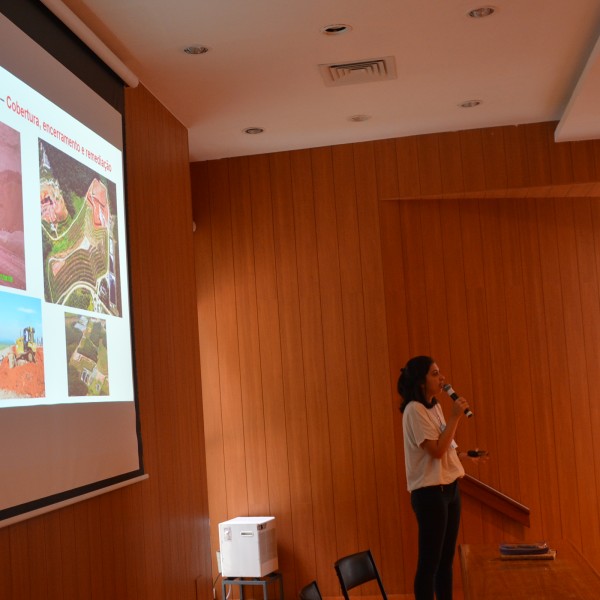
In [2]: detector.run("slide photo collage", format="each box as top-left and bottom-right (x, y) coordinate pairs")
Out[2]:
(0, 64), (131, 407)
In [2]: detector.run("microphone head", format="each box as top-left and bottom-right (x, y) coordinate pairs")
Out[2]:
(443, 383), (473, 416)
(443, 384), (460, 401)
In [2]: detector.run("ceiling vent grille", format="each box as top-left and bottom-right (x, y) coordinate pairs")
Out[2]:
(319, 56), (397, 87)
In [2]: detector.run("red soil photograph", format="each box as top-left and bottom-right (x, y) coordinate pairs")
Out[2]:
(0, 291), (45, 400)
(0, 120), (25, 291)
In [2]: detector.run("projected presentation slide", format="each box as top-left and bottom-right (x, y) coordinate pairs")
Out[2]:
(0, 64), (133, 409)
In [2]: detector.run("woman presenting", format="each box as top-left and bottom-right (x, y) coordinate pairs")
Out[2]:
(397, 355), (483, 600)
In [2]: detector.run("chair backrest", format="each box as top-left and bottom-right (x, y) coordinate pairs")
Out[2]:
(334, 550), (387, 600)
(299, 580), (322, 600)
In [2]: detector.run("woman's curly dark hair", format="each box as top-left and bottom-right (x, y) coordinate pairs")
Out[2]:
(397, 355), (437, 413)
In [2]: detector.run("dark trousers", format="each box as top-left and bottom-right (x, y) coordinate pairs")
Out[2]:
(410, 480), (461, 600)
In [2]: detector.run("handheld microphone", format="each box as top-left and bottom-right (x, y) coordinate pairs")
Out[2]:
(443, 384), (474, 418)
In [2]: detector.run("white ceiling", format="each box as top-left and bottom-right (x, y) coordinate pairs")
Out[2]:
(56, 0), (600, 162)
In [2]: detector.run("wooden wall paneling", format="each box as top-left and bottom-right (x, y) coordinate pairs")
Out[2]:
(419, 199), (452, 363)
(331, 144), (382, 579)
(247, 153), (295, 597)
(452, 199), (500, 542)
(70, 502), (93, 598)
(151, 381), (174, 595)
(454, 200), (499, 513)
(397, 200), (430, 350)
(377, 199), (415, 592)
(436, 200), (483, 544)
(378, 200), (410, 382)
(269, 150), (314, 595)
(459, 494), (484, 545)
(289, 149), (337, 593)
(554, 198), (600, 555)
(57, 511), (76, 597)
(209, 159), (250, 519)
(183, 437), (210, 592)
(377, 200), (410, 380)
(125, 94), (166, 600)
(502, 126), (530, 191)
(229, 155), (270, 516)
(570, 198), (598, 288)
(121, 91), (155, 597)
(589, 198), (600, 368)
(395, 136), (421, 198)
(26, 519), (48, 598)
(515, 198), (562, 541)
(435, 200), (475, 447)
(477, 200), (520, 502)
(496, 198), (543, 535)
(481, 128), (508, 194)
(546, 125), (574, 193)
(126, 84), (211, 599)
(141, 82), (210, 598)
(524, 123), (553, 197)
(574, 199), (600, 554)
(9, 523), (29, 600)
(534, 197), (581, 547)
(570, 140), (597, 187)
(0, 524), (10, 597)
(192, 160), (229, 581)
(80, 501), (100, 599)
(118, 483), (144, 600)
(125, 482), (154, 600)
(415, 196), (468, 586)
(29, 517), (50, 598)
(586, 199), (600, 568)
(459, 130), (486, 194)
(449, 200), (500, 541)
(42, 512), (63, 597)
(592, 141), (600, 184)
(436, 188), (471, 404)
(568, 181), (597, 198)
(416, 134), (443, 197)
(438, 131), (465, 197)
(119, 486), (146, 600)
(310, 146), (359, 560)
(164, 126), (209, 593)
(117, 510), (138, 599)
(193, 122), (600, 600)
(103, 496), (122, 598)
(479, 505), (509, 540)
(44, 518), (62, 595)
(373, 139), (399, 200)
(353, 141), (404, 591)
(97, 497), (117, 599)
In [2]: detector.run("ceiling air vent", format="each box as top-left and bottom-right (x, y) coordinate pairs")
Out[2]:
(319, 56), (397, 87)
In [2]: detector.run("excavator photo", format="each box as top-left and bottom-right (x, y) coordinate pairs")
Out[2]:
(7, 326), (37, 368)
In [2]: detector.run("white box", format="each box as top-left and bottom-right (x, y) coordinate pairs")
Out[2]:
(218, 516), (278, 577)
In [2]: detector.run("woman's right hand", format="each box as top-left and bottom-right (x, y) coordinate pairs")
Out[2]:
(450, 396), (469, 418)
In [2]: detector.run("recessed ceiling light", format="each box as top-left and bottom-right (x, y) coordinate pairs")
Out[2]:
(459, 99), (482, 108)
(467, 6), (496, 18)
(348, 114), (371, 122)
(184, 45), (209, 55)
(243, 127), (264, 135)
(320, 24), (353, 35)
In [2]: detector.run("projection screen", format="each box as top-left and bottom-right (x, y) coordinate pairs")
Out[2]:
(0, 6), (144, 526)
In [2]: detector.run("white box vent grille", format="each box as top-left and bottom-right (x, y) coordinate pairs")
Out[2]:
(319, 56), (397, 87)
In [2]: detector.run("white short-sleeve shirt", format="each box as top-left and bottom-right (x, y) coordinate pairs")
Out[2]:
(402, 401), (465, 492)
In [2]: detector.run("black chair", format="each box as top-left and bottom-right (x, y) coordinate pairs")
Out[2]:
(334, 550), (388, 600)
(299, 580), (323, 600)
